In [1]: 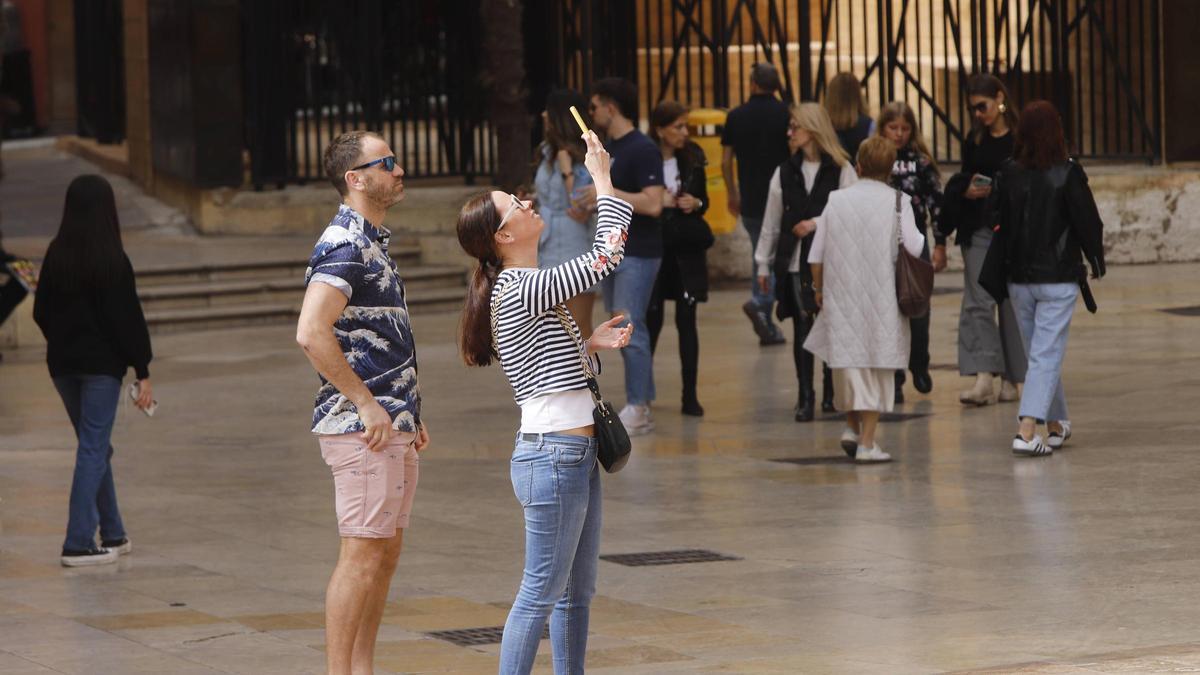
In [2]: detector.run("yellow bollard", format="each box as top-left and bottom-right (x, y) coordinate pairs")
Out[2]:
(686, 108), (736, 235)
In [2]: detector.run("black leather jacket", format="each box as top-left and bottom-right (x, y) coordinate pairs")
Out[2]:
(990, 159), (1106, 284)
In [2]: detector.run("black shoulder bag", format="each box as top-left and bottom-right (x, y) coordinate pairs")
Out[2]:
(552, 305), (632, 473)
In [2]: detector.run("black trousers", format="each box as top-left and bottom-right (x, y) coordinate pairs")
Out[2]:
(788, 272), (833, 401)
(899, 239), (932, 385)
(647, 291), (699, 402)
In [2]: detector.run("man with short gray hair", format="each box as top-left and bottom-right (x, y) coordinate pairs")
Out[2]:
(296, 130), (429, 675)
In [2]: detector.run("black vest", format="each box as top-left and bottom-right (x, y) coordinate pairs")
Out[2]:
(773, 153), (841, 319)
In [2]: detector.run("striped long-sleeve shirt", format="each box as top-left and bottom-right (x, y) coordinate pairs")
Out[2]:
(492, 195), (632, 405)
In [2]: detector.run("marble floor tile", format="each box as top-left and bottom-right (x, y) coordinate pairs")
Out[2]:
(3, 263), (1200, 672)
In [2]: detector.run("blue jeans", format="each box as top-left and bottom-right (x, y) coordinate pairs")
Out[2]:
(1008, 283), (1076, 423)
(52, 374), (127, 552)
(741, 215), (775, 312)
(600, 255), (661, 406)
(500, 434), (601, 675)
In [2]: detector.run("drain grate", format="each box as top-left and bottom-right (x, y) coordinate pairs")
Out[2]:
(822, 412), (931, 423)
(1162, 306), (1200, 317)
(427, 625), (548, 647)
(600, 549), (741, 566)
(771, 456), (855, 465)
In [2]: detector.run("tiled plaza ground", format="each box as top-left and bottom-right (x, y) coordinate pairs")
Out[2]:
(2, 257), (1200, 673)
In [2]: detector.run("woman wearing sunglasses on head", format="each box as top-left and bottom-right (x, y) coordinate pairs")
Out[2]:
(456, 130), (633, 675)
(938, 73), (1028, 407)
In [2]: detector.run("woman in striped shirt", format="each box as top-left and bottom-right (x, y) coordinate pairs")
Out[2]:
(456, 130), (633, 675)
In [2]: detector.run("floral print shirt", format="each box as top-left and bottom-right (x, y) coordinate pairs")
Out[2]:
(889, 147), (945, 245)
(305, 204), (421, 434)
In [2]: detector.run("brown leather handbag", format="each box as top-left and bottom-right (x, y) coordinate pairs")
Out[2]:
(893, 190), (934, 318)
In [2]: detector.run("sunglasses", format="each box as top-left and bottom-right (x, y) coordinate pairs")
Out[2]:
(498, 193), (530, 230)
(969, 101), (991, 114)
(352, 155), (397, 172)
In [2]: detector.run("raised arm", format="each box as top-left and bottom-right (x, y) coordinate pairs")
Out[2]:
(516, 131), (633, 315)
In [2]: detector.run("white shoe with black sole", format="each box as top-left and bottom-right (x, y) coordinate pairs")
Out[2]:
(1012, 434), (1051, 456)
(1047, 422), (1072, 450)
(840, 428), (859, 458)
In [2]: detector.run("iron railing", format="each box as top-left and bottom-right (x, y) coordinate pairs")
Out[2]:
(241, 0), (492, 189)
(534, 0), (1162, 164)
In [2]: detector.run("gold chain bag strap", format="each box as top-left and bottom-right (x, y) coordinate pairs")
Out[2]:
(490, 278), (632, 473)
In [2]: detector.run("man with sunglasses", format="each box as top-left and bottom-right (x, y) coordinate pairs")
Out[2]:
(296, 130), (430, 675)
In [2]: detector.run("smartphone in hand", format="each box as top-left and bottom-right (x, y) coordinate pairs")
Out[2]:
(971, 174), (993, 188)
(128, 383), (158, 417)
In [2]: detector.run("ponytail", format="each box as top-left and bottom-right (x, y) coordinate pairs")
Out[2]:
(456, 192), (504, 367)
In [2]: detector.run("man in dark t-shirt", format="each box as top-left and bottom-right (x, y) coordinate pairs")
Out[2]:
(722, 63), (790, 345)
(588, 77), (665, 435)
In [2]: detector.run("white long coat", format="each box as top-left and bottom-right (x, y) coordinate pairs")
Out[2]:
(803, 179), (926, 370)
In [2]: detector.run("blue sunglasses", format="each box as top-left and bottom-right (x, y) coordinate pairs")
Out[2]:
(352, 155), (397, 172)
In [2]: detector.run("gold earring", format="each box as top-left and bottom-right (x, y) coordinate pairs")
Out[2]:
(998, 102), (1007, 114)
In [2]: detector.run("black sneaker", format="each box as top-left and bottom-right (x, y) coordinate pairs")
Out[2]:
(61, 547), (118, 567)
(742, 301), (770, 340)
(101, 537), (132, 555)
(912, 369), (933, 394)
(760, 323), (787, 346)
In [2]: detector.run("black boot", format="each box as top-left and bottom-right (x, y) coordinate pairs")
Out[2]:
(794, 322), (817, 422)
(821, 365), (835, 413)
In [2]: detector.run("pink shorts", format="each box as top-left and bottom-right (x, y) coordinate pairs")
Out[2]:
(318, 432), (420, 538)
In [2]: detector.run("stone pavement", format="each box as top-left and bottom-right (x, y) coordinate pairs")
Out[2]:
(2, 257), (1200, 673)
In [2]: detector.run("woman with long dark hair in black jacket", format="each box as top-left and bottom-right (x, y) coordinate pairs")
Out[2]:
(647, 101), (715, 416)
(34, 175), (153, 566)
(980, 101), (1105, 457)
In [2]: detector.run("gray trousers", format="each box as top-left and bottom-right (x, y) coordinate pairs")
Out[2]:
(958, 229), (1028, 381)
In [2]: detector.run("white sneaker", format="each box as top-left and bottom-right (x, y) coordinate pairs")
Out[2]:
(855, 444), (892, 464)
(999, 380), (1020, 402)
(1047, 422), (1072, 450)
(102, 537), (132, 555)
(840, 428), (859, 458)
(1012, 434), (1051, 456)
(618, 404), (654, 436)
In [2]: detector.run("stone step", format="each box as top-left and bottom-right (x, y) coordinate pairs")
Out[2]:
(144, 287), (465, 334)
(137, 266), (465, 312)
(134, 245), (423, 286)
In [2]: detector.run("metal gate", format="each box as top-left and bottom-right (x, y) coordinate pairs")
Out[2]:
(534, 0), (1161, 163)
(242, 0), (492, 189)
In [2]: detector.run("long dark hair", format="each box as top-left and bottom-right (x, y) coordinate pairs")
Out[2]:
(966, 73), (1020, 143)
(543, 89), (590, 164)
(1014, 100), (1069, 170)
(41, 175), (128, 292)
(456, 192), (503, 367)
(650, 100), (705, 178)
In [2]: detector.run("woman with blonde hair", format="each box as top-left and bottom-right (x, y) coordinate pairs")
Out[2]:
(805, 136), (926, 462)
(824, 72), (874, 162)
(755, 102), (856, 422)
(876, 101), (942, 402)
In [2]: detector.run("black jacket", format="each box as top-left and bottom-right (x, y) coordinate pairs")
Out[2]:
(34, 254), (153, 380)
(980, 159), (1106, 303)
(775, 152), (842, 320)
(658, 141), (713, 302)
